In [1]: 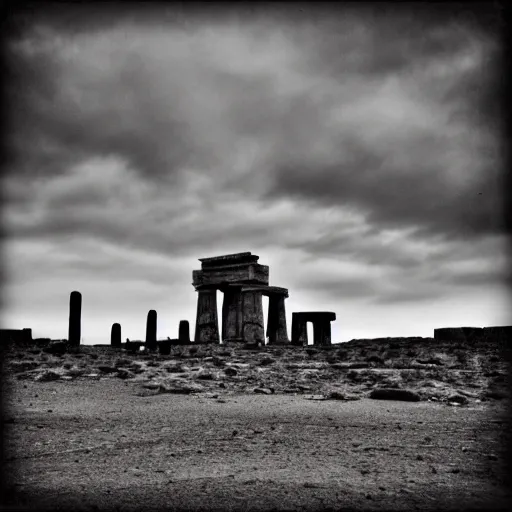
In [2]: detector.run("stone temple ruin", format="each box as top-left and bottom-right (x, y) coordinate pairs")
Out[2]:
(193, 252), (291, 345)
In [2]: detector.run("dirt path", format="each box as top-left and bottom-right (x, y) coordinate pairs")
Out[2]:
(3, 378), (511, 511)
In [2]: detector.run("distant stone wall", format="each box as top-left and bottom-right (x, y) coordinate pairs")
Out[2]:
(0, 328), (32, 344)
(434, 326), (511, 343)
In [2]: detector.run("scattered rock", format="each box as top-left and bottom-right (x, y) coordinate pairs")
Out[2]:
(348, 362), (370, 369)
(253, 388), (272, 395)
(369, 388), (420, 402)
(98, 366), (118, 374)
(142, 382), (160, 390)
(35, 371), (61, 382)
(116, 370), (134, 379)
(483, 389), (508, 400)
(196, 371), (216, 380)
(159, 382), (204, 394)
(10, 361), (39, 373)
(42, 341), (68, 355)
(446, 394), (469, 405)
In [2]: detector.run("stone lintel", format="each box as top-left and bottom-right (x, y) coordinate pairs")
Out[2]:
(293, 311), (336, 322)
(192, 264), (269, 288)
(199, 252), (259, 268)
(238, 285), (289, 297)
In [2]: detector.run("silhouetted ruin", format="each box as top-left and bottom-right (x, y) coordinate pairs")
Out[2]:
(0, 328), (32, 344)
(68, 291), (82, 346)
(145, 310), (157, 351)
(111, 323), (121, 347)
(434, 326), (512, 345)
(179, 320), (190, 343)
(192, 252), (289, 345)
(291, 312), (336, 346)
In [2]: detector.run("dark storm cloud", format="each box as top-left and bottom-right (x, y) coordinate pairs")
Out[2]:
(2, 3), (507, 309)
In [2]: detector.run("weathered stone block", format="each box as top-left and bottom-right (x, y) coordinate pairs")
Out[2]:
(179, 320), (190, 343)
(241, 290), (264, 344)
(194, 289), (219, 343)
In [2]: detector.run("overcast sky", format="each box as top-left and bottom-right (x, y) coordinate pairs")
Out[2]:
(2, 3), (509, 345)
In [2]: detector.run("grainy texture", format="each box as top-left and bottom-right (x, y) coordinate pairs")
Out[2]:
(2, 378), (510, 512)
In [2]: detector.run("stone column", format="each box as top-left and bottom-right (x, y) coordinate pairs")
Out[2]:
(222, 287), (243, 342)
(291, 313), (308, 346)
(313, 319), (331, 346)
(194, 288), (220, 344)
(146, 310), (157, 351)
(68, 290), (82, 346)
(241, 289), (264, 344)
(267, 294), (289, 344)
(178, 320), (190, 344)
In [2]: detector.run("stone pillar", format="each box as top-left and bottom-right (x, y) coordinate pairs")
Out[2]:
(111, 323), (121, 348)
(68, 290), (82, 346)
(194, 288), (220, 343)
(178, 320), (190, 343)
(241, 289), (264, 344)
(291, 313), (308, 346)
(267, 295), (289, 344)
(146, 310), (157, 351)
(313, 319), (331, 346)
(222, 287), (243, 342)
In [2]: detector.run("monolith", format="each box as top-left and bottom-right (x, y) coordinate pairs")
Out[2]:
(111, 323), (121, 348)
(68, 291), (82, 346)
(146, 310), (157, 351)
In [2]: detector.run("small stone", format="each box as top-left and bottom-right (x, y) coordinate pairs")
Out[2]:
(98, 366), (117, 374)
(360, 469), (369, 475)
(450, 468), (460, 474)
(366, 494), (372, 500)
(487, 454), (498, 461)
(416, 455), (424, 461)
(431, 467), (437, 474)
(254, 388), (272, 395)
(224, 368), (238, 377)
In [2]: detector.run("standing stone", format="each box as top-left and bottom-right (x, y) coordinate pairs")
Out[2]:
(68, 291), (82, 346)
(146, 310), (157, 351)
(291, 313), (308, 346)
(222, 287), (243, 342)
(267, 294), (289, 344)
(111, 323), (121, 348)
(241, 289), (264, 344)
(313, 319), (331, 346)
(178, 320), (190, 344)
(194, 288), (220, 343)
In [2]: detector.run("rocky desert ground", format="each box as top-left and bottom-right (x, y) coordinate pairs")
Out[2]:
(1, 336), (511, 511)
